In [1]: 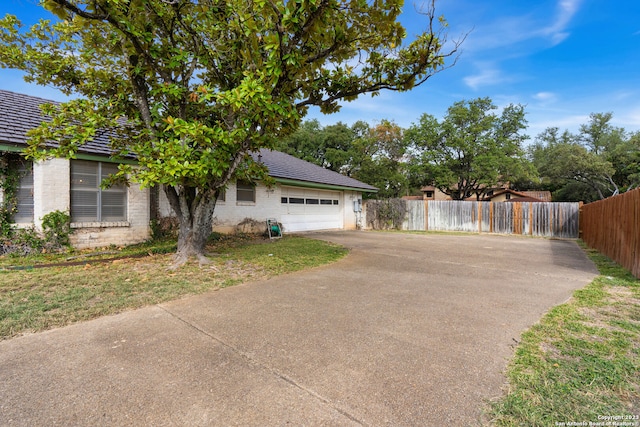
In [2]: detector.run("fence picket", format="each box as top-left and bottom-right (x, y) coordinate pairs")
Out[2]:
(364, 199), (580, 239)
(581, 188), (640, 279)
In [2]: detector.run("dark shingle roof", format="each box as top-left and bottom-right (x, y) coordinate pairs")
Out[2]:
(254, 149), (377, 192)
(0, 89), (114, 156)
(1, 89), (377, 192)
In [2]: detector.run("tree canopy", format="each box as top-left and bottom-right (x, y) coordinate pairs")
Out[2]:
(528, 113), (640, 202)
(405, 97), (531, 200)
(276, 119), (410, 198)
(0, 0), (462, 263)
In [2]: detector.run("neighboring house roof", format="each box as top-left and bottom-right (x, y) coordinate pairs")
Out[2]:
(483, 189), (544, 202)
(520, 191), (552, 202)
(0, 89), (377, 193)
(505, 196), (546, 203)
(254, 149), (377, 192)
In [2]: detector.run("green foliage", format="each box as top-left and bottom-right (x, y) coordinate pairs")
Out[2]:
(0, 210), (71, 256)
(0, 154), (26, 236)
(0, 0), (462, 258)
(277, 119), (411, 198)
(365, 198), (407, 229)
(406, 97), (532, 200)
(150, 217), (179, 240)
(489, 245), (640, 426)
(0, 227), (44, 256)
(530, 113), (640, 201)
(0, 235), (347, 339)
(40, 210), (71, 248)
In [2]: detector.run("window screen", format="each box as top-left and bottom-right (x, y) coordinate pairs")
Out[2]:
(71, 160), (126, 222)
(12, 159), (34, 223)
(236, 182), (255, 202)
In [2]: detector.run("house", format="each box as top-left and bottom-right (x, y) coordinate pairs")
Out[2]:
(420, 185), (451, 201)
(0, 89), (377, 248)
(155, 149), (377, 233)
(419, 185), (551, 202)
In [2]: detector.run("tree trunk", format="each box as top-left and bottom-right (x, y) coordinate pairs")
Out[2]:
(164, 185), (218, 268)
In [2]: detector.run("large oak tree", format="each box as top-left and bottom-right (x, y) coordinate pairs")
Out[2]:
(0, 0), (461, 265)
(529, 113), (640, 202)
(406, 97), (531, 200)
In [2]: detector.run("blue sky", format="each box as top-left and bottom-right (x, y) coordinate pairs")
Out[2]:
(2, 0), (639, 141)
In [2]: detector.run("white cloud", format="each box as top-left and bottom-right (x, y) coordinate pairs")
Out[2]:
(537, 0), (582, 45)
(459, 0), (583, 54)
(533, 92), (558, 105)
(616, 107), (640, 128)
(463, 63), (505, 90)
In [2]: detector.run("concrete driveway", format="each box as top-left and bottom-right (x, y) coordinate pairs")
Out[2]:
(0, 231), (598, 426)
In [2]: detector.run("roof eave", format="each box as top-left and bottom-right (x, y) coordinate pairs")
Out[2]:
(0, 143), (136, 164)
(274, 177), (378, 193)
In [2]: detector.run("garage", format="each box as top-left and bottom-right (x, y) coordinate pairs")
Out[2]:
(280, 187), (343, 232)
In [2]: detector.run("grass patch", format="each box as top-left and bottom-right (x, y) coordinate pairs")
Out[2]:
(488, 243), (640, 426)
(0, 234), (347, 340)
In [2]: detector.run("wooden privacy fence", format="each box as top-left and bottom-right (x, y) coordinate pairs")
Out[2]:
(425, 200), (579, 237)
(581, 188), (640, 279)
(366, 199), (580, 238)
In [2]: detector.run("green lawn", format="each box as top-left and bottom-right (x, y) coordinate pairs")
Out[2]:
(488, 243), (640, 425)
(0, 234), (347, 340)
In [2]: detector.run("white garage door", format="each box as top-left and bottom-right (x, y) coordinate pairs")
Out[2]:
(280, 187), (343, 232)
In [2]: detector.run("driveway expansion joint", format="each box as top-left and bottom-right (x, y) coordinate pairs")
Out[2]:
(156, 304), (367, 426)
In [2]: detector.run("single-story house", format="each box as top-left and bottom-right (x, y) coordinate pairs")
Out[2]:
(0, 89), (377, 248)
(419, 185), (552, 202)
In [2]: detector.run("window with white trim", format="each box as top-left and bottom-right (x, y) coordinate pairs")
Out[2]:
(70, 160), (127, 222)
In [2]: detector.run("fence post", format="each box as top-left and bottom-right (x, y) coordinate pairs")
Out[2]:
(529, 202), (533, 236)
(578, 201), (584, 239)
(489, 202), (494, 233)
(423, 199), (428, 231)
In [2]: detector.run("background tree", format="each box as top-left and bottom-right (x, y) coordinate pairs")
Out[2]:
(351, 120), (410, 198)
(406, 97), (531, 200)
(274, 119), (326, 166)
(275, 120), (356, 173)
(0, 0), (462, 265)
(277, 119), (410, 198)
(530, 114), (640, 202)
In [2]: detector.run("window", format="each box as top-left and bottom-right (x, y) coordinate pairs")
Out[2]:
(305, 198), (319, 205)
(236, 181), (255, 202)
(289, 197), (304, 204)
(505, 193), (511, 200)
(6, 156), (33, 223)
(217, 189), (226, 202)
(281, 197), (288, 204)
(70, 160), (127, 222)
(320, 199), (333, 205)
(425, 191), (434, 198)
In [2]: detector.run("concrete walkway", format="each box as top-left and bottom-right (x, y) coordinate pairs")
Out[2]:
(0, 232), (598, 426)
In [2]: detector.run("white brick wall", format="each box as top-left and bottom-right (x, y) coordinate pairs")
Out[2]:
(70, 180), (150, 249)
(158, 181), (282, 233)
(33, 158), (70, 231)
(158, 182), (365, 233)
(11, 157), (152, 249)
